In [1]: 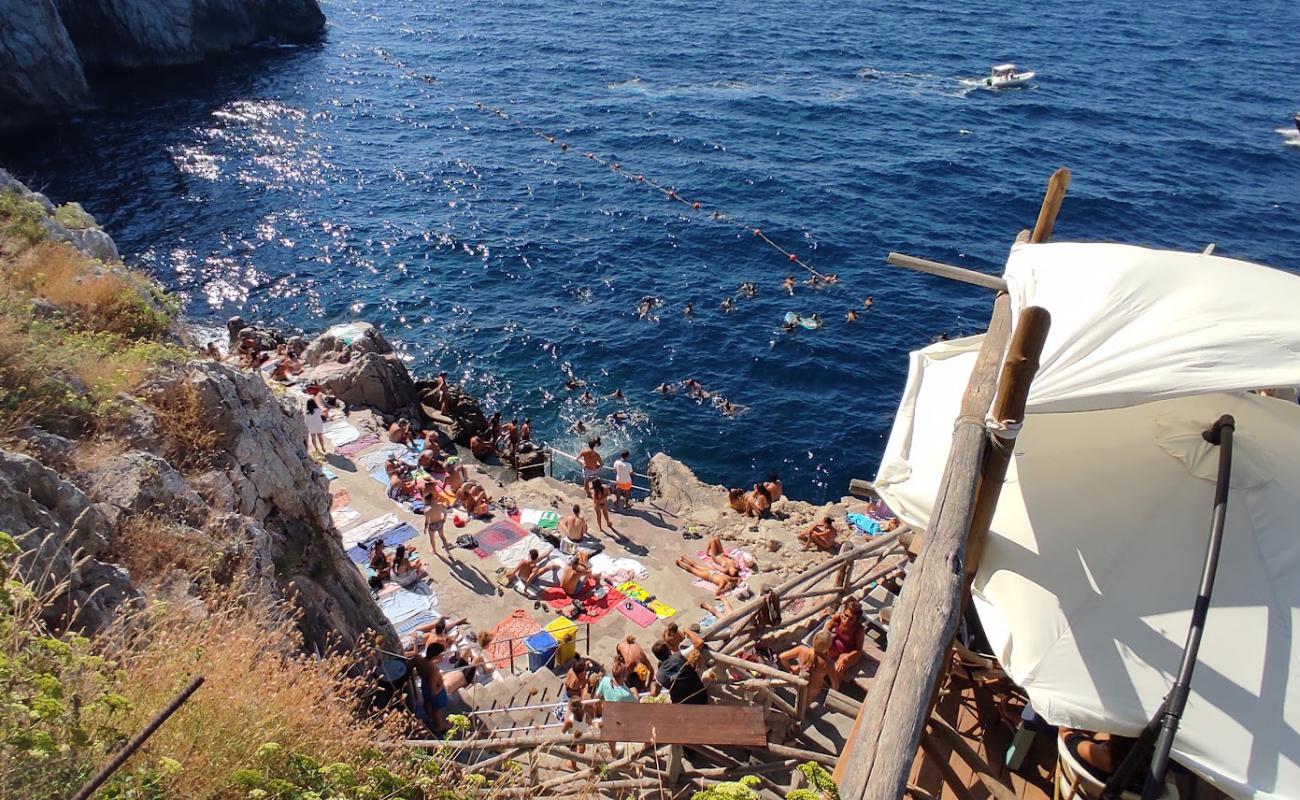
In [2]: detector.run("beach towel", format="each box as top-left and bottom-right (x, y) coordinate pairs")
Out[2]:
(330, 488), (352, 509)
(341, 513), (400, 549)
(536, 511), (560, 530)
(330, 507), (360, 527)
(323, 419), (361, 446)
(692, 548), (754, 593)
(614, 597), (658, 628)
(378, 589), (436, 626)
(589, 553), (648, 585)
(616, 581), (678, 620)
(321, 467), (338, 481)
(369, 466), (391, 486)
(495, 534), (556, 570)
(346, 523), (419, 563)
(336, 433), (381, 456)
(471, 519), (530, 559)
(541, 581), (626, 624)
(483, 609), (542, 669)
(846, 513), (882, 536)
(358, 445), (408, 472)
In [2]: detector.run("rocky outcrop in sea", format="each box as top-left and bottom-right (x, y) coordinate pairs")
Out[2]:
(0, 0), (326, 125)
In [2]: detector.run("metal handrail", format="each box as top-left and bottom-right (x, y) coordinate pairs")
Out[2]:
(543, 445), (653, 495)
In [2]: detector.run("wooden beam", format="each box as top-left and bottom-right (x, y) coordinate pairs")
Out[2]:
(917, 733), (981, 800)
(848, 478), (877, 498)
(405, 732), (602, 751)
(598, 702), (767, 747)
(762, 741), (838, 768)
(835, 292), (1013, 800)
(1029, 167), (1071, 243)
(700, 531), (904, 642)
(925, 716), (1019, 800)
(886, 252), (1008, 292)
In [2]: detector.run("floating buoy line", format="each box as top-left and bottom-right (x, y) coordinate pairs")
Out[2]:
(373, 48), (837, 287)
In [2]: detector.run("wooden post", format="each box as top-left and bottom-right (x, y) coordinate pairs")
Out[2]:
(667, 744), (684, 784)
(964, 306), (1051, 577)
(1030, 167), (1071, 243)
(834, 293), (1012, 799)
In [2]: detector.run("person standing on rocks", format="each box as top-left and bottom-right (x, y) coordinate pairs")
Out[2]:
(304, 385), (329, 455)
(591, 478), (613, 533)
(613, 451), (634, 511)
(577, 439), (603, 497)
(423, 489), (450, 560)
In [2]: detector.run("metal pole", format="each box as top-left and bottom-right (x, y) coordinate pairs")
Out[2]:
(1141, 414), (1235, 799)
(69, 676), (205, 800)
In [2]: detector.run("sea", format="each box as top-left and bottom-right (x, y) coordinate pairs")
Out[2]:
(2, 0), (1298, 502)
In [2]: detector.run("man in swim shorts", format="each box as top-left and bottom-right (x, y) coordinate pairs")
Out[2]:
(577, 439), (603, 498)
(411, 641), (451, 733)
(613, 450), (634, 511)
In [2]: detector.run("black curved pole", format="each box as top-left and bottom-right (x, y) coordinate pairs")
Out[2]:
(1140, 414), (1235, 799)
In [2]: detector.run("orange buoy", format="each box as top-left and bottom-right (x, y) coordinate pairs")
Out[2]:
(788, 253), (798, 262)
(692, 202), (701, 210)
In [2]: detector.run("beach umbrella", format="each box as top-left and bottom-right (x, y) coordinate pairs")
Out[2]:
(873, 242), (1300, 799)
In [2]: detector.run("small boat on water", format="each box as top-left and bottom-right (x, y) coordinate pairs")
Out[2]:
(985, 63), (1035, 88)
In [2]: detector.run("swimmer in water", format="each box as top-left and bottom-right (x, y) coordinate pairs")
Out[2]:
(846, 308), (859, 323)
(806, 275), (820, 288)
(824, 274), (839, 285)
(656, 383), (673, 395)
(740, 282), (756, 298)
(684, 302), (694, 317)
(863, 296), (874, 308)
(721, 297), (735, 313)
(783, 275), (796, 295)
(612, 388), (624, 401)
(580, 390), (594, 404)
(809, 313), (823, 328)
(636, 299), (653, 319)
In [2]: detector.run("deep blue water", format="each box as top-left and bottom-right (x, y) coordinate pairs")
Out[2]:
(3, 0), (1298, 501)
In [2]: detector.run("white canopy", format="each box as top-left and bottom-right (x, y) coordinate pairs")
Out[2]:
(874, 242), (1300, 799)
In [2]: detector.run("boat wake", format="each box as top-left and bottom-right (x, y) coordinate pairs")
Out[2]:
(1276, 127), (1300, 147)
(857, 66), (973, 98)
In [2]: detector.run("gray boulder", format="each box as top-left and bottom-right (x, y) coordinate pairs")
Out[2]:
(301, 321), (394, 367)
(83, 450), (209, 527)
(307, 351), (419, 418)
(0, 448), (140, 634)
(0, 0), (90, 121)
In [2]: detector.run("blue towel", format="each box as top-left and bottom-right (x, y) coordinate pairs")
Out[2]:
(370, 466), (391, 486)
(322, 467), (338, 481)
(409, 498), (427, 514)
(846, 513), (882, 536)
(346, 523), (420, 563)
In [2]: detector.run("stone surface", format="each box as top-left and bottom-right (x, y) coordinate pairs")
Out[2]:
(307, 351), (419, 419)
(0, 0), (325, 123)
(301, 321), (393, 367)
(146, 361), (397, 651)
(0, 0), (90, 120)
(0, 448), (140, 633)
(418, 381), (488, 444)
(83, 450), (209, 527)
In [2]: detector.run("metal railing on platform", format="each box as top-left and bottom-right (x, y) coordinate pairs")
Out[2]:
(542, 445), (653, 496)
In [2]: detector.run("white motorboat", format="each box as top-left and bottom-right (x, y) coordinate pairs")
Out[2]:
(985, 63), (1035, 88)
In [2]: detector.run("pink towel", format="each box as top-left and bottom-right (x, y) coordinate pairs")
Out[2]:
(336, 434), (381, 456)
(614, 599), (658, 628)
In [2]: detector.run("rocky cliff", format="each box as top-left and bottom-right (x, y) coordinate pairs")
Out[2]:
(0, 169), (394, 655)
(0, 0), (325, 125)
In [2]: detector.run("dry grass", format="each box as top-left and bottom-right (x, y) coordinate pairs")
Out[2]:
(149, 378), (224, 472)
(8, 241), (171, 339)
(104, 587), (414, 799)
(108, 515), (217, 580)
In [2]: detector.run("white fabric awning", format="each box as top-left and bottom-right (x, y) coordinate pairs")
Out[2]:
(873, 243), (1300, 799)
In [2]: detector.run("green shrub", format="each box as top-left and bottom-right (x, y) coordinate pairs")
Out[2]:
(0, 190), (48, 249)
(52, 202), (96, 230)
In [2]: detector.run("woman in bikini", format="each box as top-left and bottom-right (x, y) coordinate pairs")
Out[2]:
(675, 554), (740, 597)
(823, 597), (866, 688)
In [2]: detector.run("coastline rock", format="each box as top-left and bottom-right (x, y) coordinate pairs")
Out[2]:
(83, 450), (209, 527)
(149, 361), (396, 650)
(648, 453), (727, 524)
(0, 0), (90, 123)
(0, 0), (326, 124)
(302, 321), (393, 367)
(308, 351), (419, 420)
(418, 381), (488, 444)
(0, 448), (140, 633)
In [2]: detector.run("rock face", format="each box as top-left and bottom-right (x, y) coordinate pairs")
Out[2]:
(0, 0), (325, 123)
(308, 352), (420, 421)
(149, 361), (397, 651)
(0, 449), (140, 633)
(301, 321), (393, 367)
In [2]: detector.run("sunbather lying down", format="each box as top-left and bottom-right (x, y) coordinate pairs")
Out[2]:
(701, 535), (756, 576)
(676, 555), (740, 597)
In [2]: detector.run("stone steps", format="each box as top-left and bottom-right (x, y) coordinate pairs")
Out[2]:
(458, 665), (566, 737)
